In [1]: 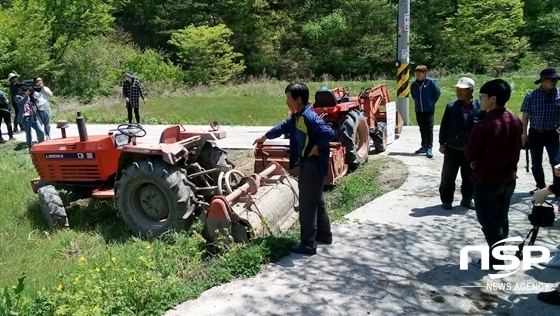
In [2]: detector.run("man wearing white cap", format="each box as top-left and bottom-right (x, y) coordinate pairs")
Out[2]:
(438, 77), (485, 210)
(7, 72), (23, 133)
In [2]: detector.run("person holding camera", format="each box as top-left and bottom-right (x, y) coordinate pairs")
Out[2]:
(33, 76), (53, 139)
(15, 84), (44, 150)
(0, 89), (16, 142)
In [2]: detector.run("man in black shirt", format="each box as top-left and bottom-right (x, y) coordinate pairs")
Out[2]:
(7, 72), (23, 133)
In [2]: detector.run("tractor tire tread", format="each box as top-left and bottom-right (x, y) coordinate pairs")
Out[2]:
(337, 109), (369, 171)
(37, 185), (69, 229)
(114, 159), (196, 238)
(372, 122), (387, 153)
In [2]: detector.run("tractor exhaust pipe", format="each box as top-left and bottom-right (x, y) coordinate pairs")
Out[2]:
(76, 112), (88, 142)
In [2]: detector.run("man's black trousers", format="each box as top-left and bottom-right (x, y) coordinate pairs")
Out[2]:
(473, 180), (516, 266)
(416, 111), (434, 149)
(298, 156), (332, 247)
(126, 103), (140, 124)
(439, 146), (473, 204)
(0, 110), (13, 139)
(528, 127), (560, 189)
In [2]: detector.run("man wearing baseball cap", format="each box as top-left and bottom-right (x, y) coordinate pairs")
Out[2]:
(438, 76), (485, 210)
(7, 72), (23, 133)
(520, 67), (560, 196)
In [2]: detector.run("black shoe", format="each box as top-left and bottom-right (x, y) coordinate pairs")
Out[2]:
(442, 203), (452, 210)
(316, 235), (333, 245)
(460, 199), (476, 210)
(537, 288), (560, 306)
(290, 242), (316, 255)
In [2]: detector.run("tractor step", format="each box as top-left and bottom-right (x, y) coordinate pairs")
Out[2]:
(91, 188), (115, 199)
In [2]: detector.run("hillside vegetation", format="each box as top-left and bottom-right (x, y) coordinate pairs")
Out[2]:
(0, 0), (558, 103)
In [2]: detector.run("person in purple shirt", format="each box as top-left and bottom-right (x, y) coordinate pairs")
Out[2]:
(464, 79), (523, 269)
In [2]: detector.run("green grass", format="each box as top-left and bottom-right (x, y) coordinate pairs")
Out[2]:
(0, 140), (403, 315)
(51, 74), (537, 127)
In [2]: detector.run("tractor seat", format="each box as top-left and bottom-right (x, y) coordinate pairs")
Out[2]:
(159, 125), (181, 144)
(314, 90), (338, 108)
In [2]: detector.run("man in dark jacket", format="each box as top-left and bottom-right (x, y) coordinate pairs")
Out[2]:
(411, 65), (441, 158)
(7, 72), (23, 133)
(465, 79), (523, 271)
(253, 82), (335, 255)
(438, 77), (484, 210)
(0, 89), (15, 142)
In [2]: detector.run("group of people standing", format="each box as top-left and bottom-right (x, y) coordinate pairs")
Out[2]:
(1, 72), (52, 149)
(1, 70), (147, 149)
(411, 66), (560, 306)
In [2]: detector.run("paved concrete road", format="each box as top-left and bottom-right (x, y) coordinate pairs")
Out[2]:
(1, 123), (270, 149)
(162, 126), (560, 316)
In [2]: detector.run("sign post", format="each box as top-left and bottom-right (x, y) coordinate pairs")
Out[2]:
(396, 0), (410, 125)
(385, 102), (396, 144)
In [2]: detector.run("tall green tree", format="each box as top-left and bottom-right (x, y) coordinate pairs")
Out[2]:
(441, 0), (528, 74)
(168, 24), (246, 85)
(42, 0), (115, 63)
(301, 0), (396, 78)
(0, 0), (51, 78)
(410, 0), (457, 68)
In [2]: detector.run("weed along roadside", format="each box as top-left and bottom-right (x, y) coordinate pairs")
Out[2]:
(0, 138), (406, 315)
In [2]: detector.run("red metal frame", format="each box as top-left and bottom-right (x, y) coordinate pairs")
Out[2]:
(29, 125), (226, 196)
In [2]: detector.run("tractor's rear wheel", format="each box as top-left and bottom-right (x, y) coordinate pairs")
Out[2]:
(372, 122), (387, 153)
(338, 110), (370, 171)
(115, 159), (196, 238)
(37, 185), (69, 229)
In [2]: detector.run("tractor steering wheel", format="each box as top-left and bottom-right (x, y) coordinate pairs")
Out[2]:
(117, 124), (147, 138)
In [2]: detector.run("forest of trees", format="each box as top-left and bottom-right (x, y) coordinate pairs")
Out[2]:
(0, 0), (558, 102)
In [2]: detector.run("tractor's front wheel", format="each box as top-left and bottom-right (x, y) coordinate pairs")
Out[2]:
(372, 122), (387, 153)
(37, 185), (69, 229)
(115, 159), (197, 238)
(338, 110), (370, 171)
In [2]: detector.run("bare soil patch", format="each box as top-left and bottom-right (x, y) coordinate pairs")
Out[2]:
(370, 154), (408, 193)
(225, 150), (255, 176)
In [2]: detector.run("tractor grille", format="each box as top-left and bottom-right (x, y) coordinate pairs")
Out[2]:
(41, 164), (101, 180)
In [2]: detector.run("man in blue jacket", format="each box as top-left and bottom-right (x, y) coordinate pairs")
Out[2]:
(411, 65), (441, 158)
(438, 77), (485, 210)
(254, 82), (335, 255)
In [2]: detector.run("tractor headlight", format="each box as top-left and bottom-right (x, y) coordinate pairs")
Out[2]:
(114, 133), (130, 147)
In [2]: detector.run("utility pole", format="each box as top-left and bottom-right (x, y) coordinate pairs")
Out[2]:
(396, 0), (410, 125)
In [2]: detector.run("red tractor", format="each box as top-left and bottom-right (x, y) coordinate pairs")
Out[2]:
(254, 84), (403, 185)
(29, 112), (300, 242)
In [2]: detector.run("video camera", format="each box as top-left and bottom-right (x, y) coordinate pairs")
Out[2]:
(15, 79), (41, 93)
